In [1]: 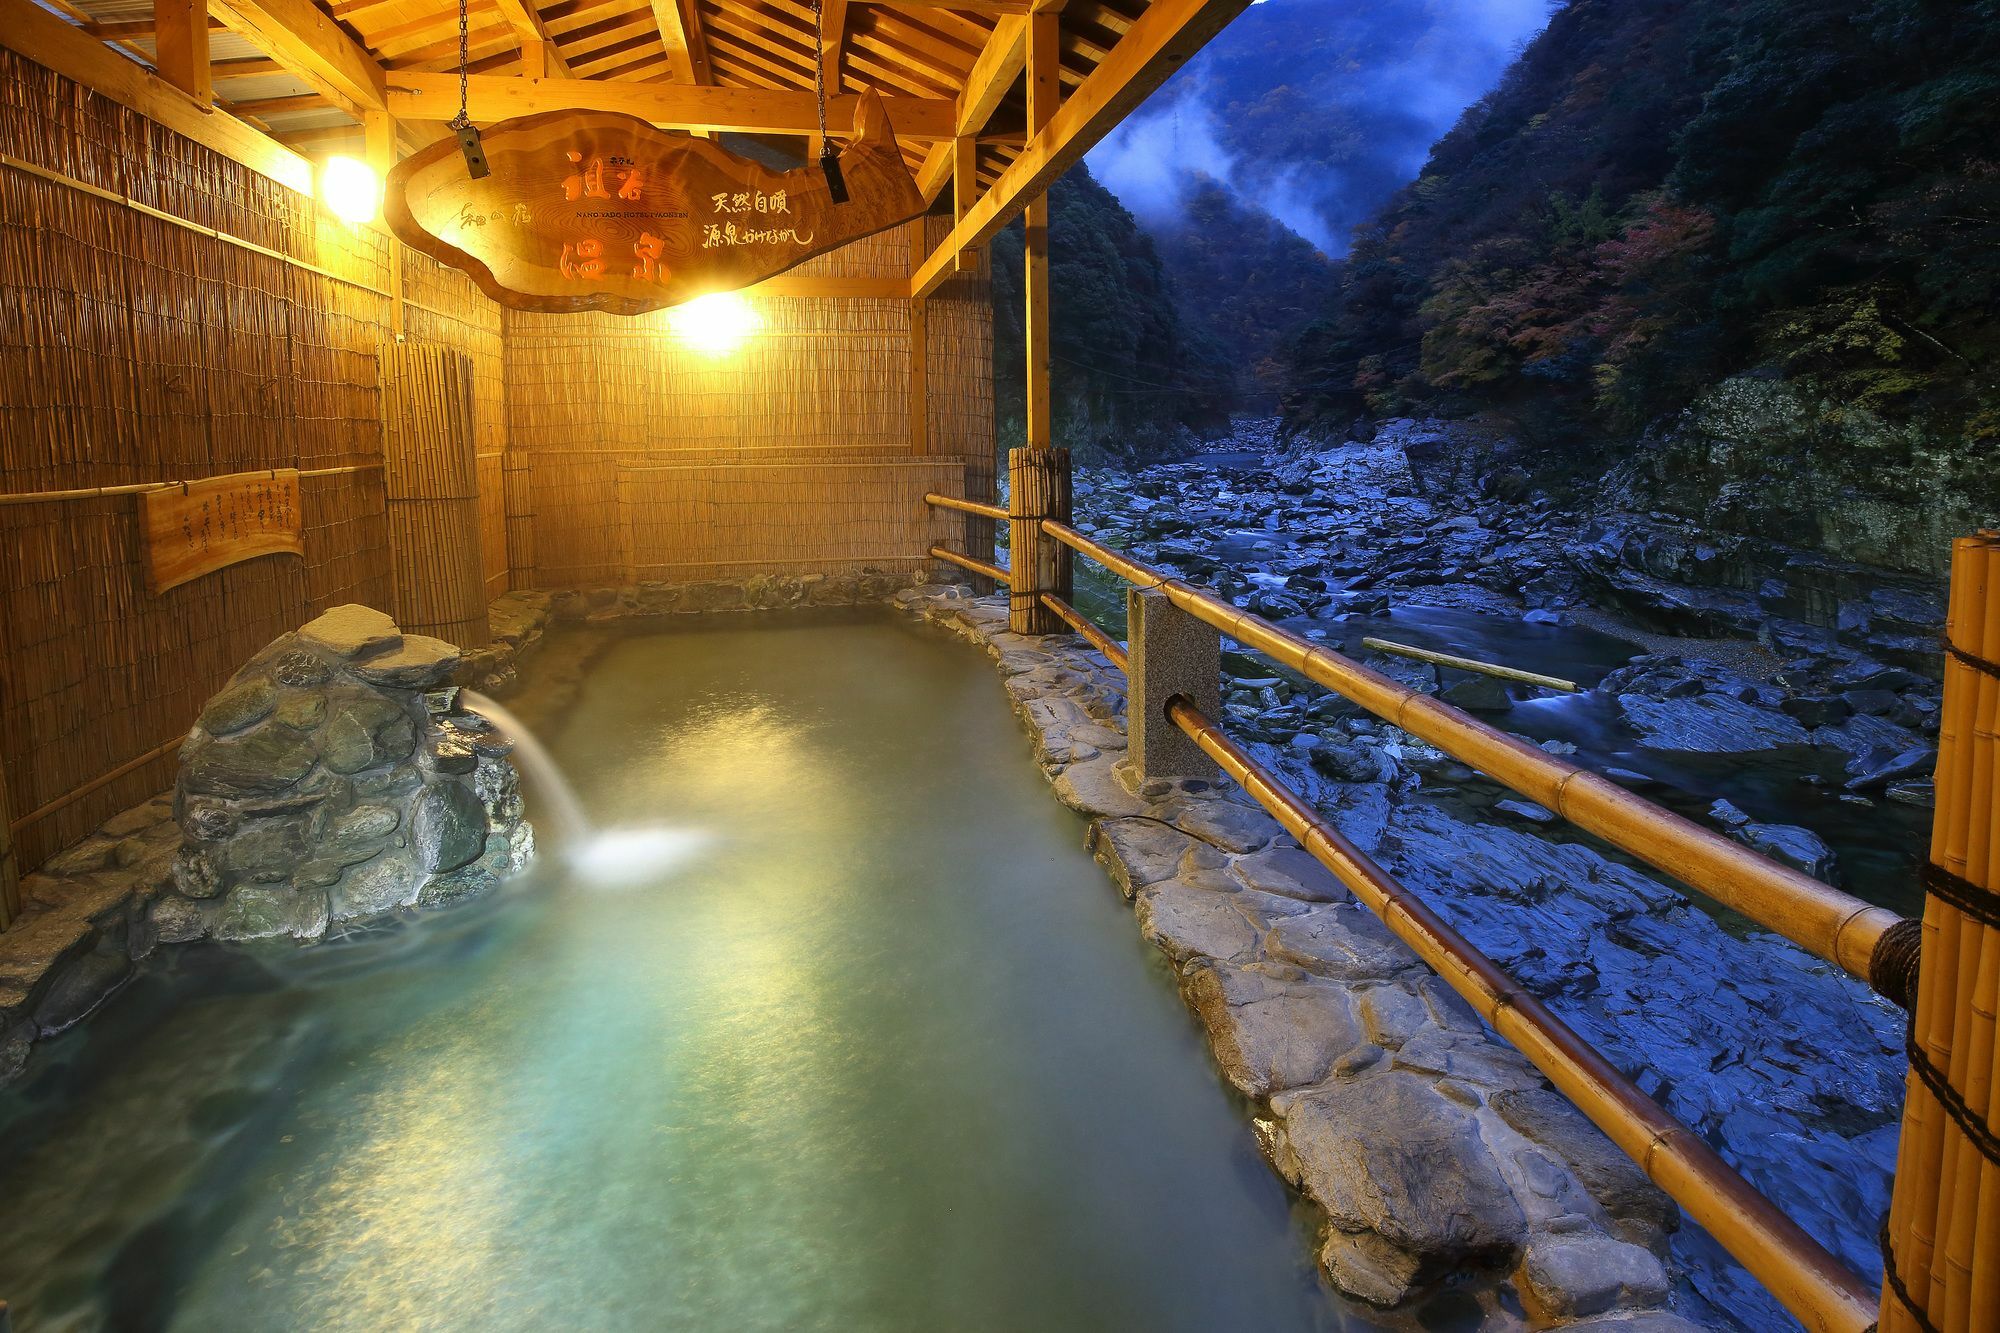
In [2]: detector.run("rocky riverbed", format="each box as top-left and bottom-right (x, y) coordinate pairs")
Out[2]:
(1053, 418), (1944, 1329)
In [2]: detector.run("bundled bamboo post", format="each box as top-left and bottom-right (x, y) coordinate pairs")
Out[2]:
(380, 342), (491, 646)
(1008, 447), (1071, 634)
(1880, 532), (2000, 1332)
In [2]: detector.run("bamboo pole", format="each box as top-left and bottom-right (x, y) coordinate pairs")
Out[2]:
(924, 491), (1007, 521)
(929, 544), (1008, 585)
(1881, 534), (2000, 1332)
(0, 464), (380, 507)
(1040, 518), (1907, 988)
(1042, 592), (1127, 669)
(1362, 636), (1580, 693)
(1165, 694), (1877, 1331)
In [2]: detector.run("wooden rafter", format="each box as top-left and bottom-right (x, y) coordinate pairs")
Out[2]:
(913, 0), (1251, 296)
(954, 13), (1023, 137)
(819, 0), (847, 93)
(648, 0), (709, 82)
(490, 0), (573, 75)
(213, 0), (388, 111)
(384, 69), (956, 136)
(0, 0), (311, 189)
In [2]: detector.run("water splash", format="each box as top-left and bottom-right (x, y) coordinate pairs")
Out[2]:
(461, 690), (590, 840)
(460, 690), (710, 886)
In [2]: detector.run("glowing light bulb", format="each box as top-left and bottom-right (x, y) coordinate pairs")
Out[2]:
(319, 155), (382, 225)
(668, 292), (762, 356)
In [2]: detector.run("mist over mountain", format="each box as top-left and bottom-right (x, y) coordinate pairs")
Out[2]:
(1087, 0), (1550, 256)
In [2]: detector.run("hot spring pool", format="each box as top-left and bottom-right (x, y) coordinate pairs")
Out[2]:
(0, 610), (1388, 1330)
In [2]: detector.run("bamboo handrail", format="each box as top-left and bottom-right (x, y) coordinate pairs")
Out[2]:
(1362, 635), (1580, 694)
(1165, 694), (1879, 1333)
(7, 736), (184, 835)
(929, 545), (1009, 584)
(1041, 593), (1128, 669)
(924, 491), (1008, 521)
(0, 463), (385, 508)
(1038, 518), (1906, 988)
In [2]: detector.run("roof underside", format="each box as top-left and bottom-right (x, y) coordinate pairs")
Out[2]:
(39, 0), (1151, 192)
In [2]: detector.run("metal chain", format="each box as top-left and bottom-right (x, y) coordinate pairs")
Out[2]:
(451, 0), (471, 130)
(812, 0), (828, 144)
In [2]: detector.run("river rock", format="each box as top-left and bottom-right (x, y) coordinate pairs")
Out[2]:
(1616, 693), (1809, 754)
(1728, 821), (1839, 883)
(1518, 1233), (1670, 1321)
(1183, 961), (1368, 1096)
(163, 606), (533, 941)
(1272, 1069), (1528, 1305)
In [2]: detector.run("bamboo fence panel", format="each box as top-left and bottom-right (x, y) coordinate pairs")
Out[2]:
(618, 460), (964, 579)
(1881, 533), (2000, 1331)
(923, 213), (998, 560)
(0, 54), (496, 885)
(380, 342), (491, 646)
(404, 252), (509, 599)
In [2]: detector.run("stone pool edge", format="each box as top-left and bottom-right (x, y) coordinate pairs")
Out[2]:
(0, 568), (923, 1091)
(892, 582), (1709, 1331)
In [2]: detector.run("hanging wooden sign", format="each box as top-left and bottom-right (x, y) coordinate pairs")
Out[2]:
(139, 469), (304, 594)
(384, 90), (926, 316)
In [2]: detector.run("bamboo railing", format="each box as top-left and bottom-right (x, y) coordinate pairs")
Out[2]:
(924, 492), (1950, 1332)
(1035, 517), (1908, 990)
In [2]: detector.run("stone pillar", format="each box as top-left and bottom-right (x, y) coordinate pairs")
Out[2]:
(1007, 446), (1071, 635)
(1127, 587), (1221, 784)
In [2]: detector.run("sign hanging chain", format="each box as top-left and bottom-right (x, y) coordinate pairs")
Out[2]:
(813, 0), (848, 202)
(449, 0), (491, 177)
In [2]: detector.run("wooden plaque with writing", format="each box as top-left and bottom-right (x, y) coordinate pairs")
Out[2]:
(139, 469), (304, 594)
(384, 90), (925, 316)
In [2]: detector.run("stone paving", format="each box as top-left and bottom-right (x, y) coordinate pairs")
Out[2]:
(894, 581), (1709, 1328)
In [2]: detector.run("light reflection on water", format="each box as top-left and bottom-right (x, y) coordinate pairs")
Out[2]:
(0, 611), (1389, 1332)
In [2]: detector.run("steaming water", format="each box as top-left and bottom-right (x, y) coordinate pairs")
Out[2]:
(0, 611), (1406, 1332)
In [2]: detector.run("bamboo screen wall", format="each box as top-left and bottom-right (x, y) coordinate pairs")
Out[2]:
(0, 53), (503, 881)
(505, 222), (996, 586)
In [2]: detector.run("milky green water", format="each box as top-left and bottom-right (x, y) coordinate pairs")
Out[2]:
(0, 611), (1376, 1332)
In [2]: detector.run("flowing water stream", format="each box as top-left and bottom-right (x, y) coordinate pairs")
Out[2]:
(0, 612), (1418, 1332)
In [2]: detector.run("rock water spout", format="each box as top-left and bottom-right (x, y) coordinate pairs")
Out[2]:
(459, 691), (710, 887)
(460, 691), (589, 841)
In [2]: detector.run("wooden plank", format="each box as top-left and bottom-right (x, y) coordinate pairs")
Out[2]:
(0, 0), (313, 191)
(649, 0), (710, 82)
(138, 470), (305, 595)
(152, 0), (214, 101)
(386, 70), (956, 137)
(214, 0), (388, 111)
(913, 0), (1249, 296)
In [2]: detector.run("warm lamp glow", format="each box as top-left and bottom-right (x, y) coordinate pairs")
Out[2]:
(319, 155), (382, 225)
(668, 292), (762, 356)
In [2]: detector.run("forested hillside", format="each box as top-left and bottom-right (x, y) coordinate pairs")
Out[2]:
(1279, 0), (2000, 562)
(991, 166), (1235, 461)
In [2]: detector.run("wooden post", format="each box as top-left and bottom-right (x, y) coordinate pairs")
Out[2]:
(909, 217), (930, 456)
(1007, 447), (1070, 634)
(152, 0), (212, 103)
(952, 135), (980, 274)
(1881, 532), (2000, 1333)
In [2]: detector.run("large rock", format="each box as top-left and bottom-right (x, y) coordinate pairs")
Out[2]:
(1271, 1070), (1529, 1304)
(164, 606), (532, 941)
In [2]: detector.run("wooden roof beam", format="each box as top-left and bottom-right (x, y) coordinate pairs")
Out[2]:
(820, 0), (848, 93)
(212, 0), (388, 111)
(648, 0), (709, 83)
(154, 0), (214, 103)
(0, 0), (312, 190)
(954, 13), (1023, 137)
(385, 71), (955, 137)
(490, 0), (573, 76)
(913, 0), (1250, 296)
